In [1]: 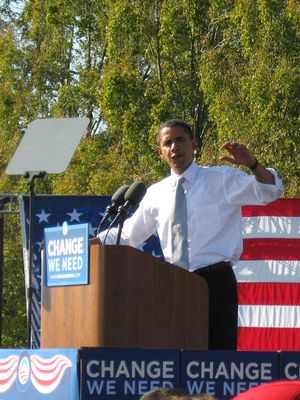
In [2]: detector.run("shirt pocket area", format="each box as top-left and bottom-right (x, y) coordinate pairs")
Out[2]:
(189, 204), (221, 235)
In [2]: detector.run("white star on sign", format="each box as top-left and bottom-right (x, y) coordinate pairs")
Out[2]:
(67, 208), (83, 222)
(36, 209), (51, 223)
(89, 223), (97, 237)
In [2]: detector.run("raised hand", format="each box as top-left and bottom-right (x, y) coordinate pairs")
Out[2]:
(220, 141), (257, 168)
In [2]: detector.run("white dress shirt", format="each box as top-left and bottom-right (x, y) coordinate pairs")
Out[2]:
(99, 162), (283, 271)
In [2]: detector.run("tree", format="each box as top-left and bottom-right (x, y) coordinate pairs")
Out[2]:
(200, 0), (300, 195)
(99, 0), (211, 181)
(0, 0), (299, 347)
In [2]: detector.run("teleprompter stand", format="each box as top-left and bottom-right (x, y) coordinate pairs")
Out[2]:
(25, 171), (46, 349)
(6, 117), (89, 348)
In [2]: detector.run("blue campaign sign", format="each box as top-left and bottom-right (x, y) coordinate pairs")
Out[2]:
(181, 350), (279, 400)
(279, 352), (300, 380)
(0, 348), (79, 400)
(44, 222), (89, 287)
(81, 348), (181, 400)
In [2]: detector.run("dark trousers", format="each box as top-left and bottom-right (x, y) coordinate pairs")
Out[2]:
(194, 262), (238, 350)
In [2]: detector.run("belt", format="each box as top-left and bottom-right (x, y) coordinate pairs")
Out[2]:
(193, 261), (231, 275)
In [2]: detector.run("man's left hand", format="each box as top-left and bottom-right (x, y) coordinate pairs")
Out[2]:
(220, 141), (257, 168)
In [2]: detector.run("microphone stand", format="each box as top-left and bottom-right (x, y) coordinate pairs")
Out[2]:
(113, 204), (129, 245)
(102, 209), (126, 245)
(116, 220), (124, 245)
(96, 206), (111, 236)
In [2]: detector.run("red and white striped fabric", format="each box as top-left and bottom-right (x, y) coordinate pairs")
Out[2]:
(235, 198), (300, 351)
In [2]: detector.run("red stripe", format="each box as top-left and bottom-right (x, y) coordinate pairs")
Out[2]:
(238, 283), (300, 305)
(241, 238), (300, 260)
(242, 198), (300, 217)
(237, 327), (300, 351)
(238, 199), (300, 352)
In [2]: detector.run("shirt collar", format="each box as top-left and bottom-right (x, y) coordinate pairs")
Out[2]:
(171, 161), (199, 185)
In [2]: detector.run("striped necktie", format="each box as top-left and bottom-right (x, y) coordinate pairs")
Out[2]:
(171, 177), (189, 268)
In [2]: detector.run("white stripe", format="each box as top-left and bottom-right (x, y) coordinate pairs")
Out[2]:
(242, 216), (300, 238)
(233, 260), (300, 283)
(238, 305), (300, 328)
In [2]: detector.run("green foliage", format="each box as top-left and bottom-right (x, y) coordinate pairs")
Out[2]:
(100, 0), (211, 176)
(0, 0), (299, 347)
(200, 0), (300, 196)
(1, 214), (26, 348)
(0, 25), (30, 137)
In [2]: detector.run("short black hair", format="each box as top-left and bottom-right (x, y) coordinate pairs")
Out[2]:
(139, 387), (186, 400)
(157, 119), (194, 144)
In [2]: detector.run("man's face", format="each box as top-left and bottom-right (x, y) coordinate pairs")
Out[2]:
(157, 126), (196, 174)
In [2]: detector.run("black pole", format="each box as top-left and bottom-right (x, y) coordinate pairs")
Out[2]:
(116, 220), (125, 245)
(25, 171), (46, 348)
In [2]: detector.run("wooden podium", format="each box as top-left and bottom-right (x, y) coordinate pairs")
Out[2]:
(41, 239), (208, 349)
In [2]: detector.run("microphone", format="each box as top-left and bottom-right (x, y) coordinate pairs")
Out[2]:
(109, 181), (147, 228)
(97, 184), (130, 234)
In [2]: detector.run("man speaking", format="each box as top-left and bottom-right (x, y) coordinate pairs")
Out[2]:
(98, 119), (283, 350)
